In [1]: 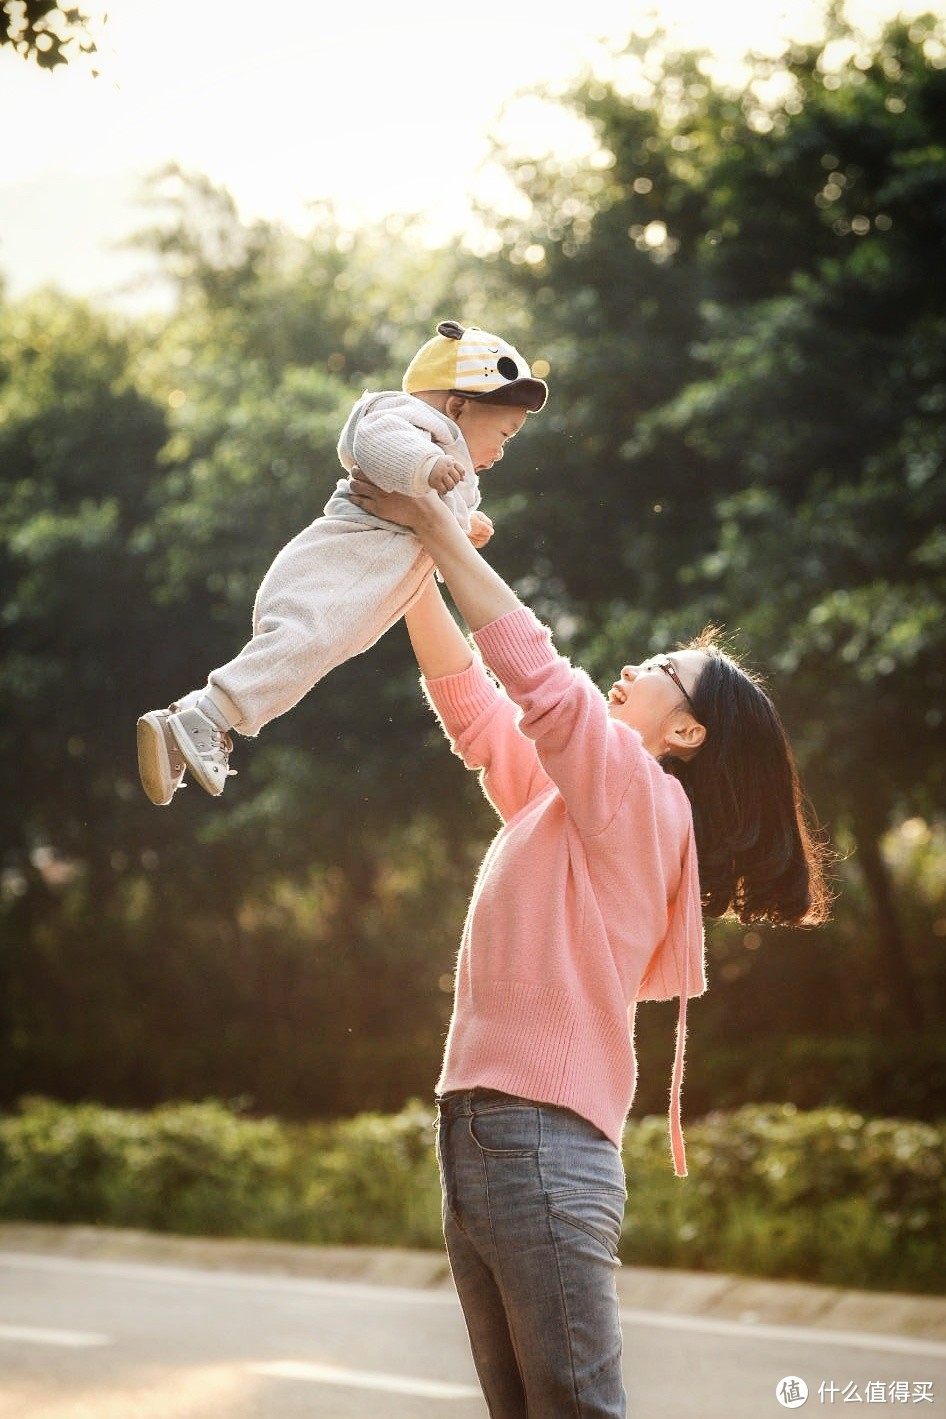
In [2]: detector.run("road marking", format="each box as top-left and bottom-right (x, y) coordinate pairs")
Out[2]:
(250, 1359), (481, 1399)
(0, 1252), (453, 1307)
(0, 1322), (111, 1347)
(620, 1308), (946, 1359)
(3, 1253), (943, 1361)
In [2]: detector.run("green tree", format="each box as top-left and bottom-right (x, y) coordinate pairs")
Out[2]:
(0, 191), (493, 1117)
(478, 13), (946, 1030)
(641, 14), (946, 1028)
(0, 1), (97, 69)
(0, 293), (168, 1101)
(5, 34), (944, 1124)
(0, 293), (167, 875)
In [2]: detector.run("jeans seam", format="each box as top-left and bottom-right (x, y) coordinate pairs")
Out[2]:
(546, 1184), (626, 1256)
(482, 1115), (536, 1407)
(546, 1205), (622, 1258)
(438, 1116), (467, 1233)
(550, 1179), (623, 1405)
(468, 1098), (543, 1157)
(536, 1122), (584, 1417)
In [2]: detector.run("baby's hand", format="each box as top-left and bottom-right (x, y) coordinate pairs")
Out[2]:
(427, 456), (466, 494)
(467, 511), (494, 548)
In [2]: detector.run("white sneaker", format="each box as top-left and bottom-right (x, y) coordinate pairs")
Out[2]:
(137, 709), (187, 806)
(167, 706), (236, 797)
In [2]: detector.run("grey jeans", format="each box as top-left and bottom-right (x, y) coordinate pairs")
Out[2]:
(436, 1089), (628, 1418)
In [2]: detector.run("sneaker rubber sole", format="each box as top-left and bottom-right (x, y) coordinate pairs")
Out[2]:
(137, 710), (186, 806)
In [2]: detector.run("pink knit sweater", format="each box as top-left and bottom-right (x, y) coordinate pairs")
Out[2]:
(423, 606), (706, 1175)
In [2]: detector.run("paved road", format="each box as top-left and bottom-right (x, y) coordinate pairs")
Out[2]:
(1, 1250), (945, 1418)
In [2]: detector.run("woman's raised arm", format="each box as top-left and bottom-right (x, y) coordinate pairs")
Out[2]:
(404, 576), (475, 680)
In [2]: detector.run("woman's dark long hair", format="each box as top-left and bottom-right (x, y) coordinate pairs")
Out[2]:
(664, 629), (833, 926)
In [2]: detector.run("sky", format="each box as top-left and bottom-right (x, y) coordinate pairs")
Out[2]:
(0, 0), (918, 312)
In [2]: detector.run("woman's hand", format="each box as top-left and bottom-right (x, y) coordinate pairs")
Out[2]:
(352, 465), (519, 631)
(349, 468), (493, 549)
(349, 467), (441, 530)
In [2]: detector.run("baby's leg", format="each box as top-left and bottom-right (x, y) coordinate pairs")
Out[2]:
(205, 518), (432, 737)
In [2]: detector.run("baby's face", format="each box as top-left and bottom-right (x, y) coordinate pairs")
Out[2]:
(454, 402), (527, 472)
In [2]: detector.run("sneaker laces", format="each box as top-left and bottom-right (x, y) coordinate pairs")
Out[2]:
(170, 703), (238, 779)
(213, 728), (237, 777)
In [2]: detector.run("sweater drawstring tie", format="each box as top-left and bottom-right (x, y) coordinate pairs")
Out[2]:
(668, 888), (693, 1177)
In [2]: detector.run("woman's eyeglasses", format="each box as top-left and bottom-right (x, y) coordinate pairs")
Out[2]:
(654, 654), (699, 719)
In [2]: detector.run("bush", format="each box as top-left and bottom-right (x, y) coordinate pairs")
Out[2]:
(620, 1104), (946, 1293)
(1, 1098), (943, 1294)
(0, 1095), (441, 1247)
(0, 1096), (129, 1224)
(0, 1097), (294, 1237)
(106, 1101), (295, 1237)
(293, 1102), (443, 1248)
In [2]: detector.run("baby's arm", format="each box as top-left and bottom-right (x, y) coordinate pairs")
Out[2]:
(428, 454), (467, 494)
(350, 404), (460, 497)
(467, 510), (494, 548)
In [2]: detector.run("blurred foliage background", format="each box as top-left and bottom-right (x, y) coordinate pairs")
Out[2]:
(3, 1097), (943, 1293)
(1, 11), (944, 1142)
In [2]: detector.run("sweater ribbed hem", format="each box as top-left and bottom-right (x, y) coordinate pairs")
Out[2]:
(437, 978), (635, 1149)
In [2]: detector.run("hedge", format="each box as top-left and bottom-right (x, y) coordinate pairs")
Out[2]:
(0, 1097), (942, 1294)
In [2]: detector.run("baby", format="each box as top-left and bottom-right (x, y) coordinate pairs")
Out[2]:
(137, 320), (548, 803)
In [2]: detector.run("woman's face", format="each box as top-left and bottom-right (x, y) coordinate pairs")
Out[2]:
(607, 650), (708, 759)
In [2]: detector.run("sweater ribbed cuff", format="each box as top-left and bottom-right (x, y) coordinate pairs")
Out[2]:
(422, 657), (498, 727)
(473, 607), (555, 686)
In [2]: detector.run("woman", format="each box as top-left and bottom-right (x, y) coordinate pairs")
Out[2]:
(351, 472), (831, 1419)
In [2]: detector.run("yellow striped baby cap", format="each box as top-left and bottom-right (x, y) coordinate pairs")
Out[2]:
(403, 320), (548, 411)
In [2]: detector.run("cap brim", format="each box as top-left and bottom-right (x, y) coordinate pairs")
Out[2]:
(457, 378), (548, 412)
